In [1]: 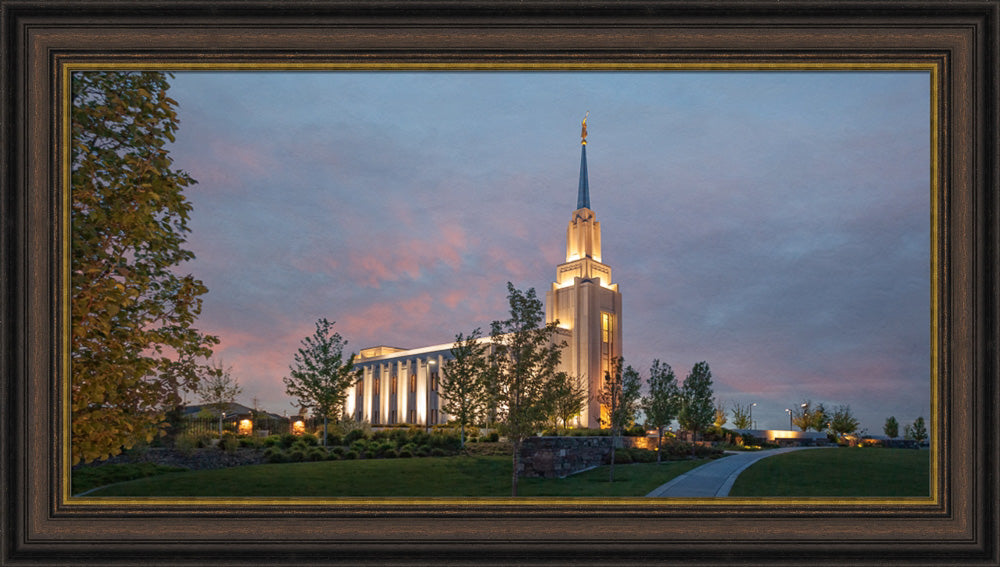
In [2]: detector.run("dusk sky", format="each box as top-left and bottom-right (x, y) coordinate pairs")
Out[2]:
(161, 71), (930, 432)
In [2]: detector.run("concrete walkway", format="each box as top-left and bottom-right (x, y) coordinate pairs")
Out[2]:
(645, 446), (832, 497)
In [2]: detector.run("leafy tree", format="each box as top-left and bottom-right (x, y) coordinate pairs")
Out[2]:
(791, 400), (829, 432)
(730, 402), (753, 430)
(791, 400), (813, 431)
(883, 416), (900, 439)
(71, 71), (219, 465)
(544, 372), (588, 429)
(713, 398), (728, 428)
(641, 359), (680, 463)
(197, 360), (242, 436)
(489, 283), (566, 496)
(809, 402), (829, 432)
(904, 416), (928, 445)
(597, 358), (642, 481)
(283, 318), (361, 446)
(829, 404), (861, 438)
(439, 328), (489, 448)
(677, 361), (715, 443)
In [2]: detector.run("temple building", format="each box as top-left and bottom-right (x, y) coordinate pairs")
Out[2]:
(347, 116), (622, 429)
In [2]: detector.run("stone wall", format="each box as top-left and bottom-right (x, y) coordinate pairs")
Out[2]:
(518, 436), (614, 478)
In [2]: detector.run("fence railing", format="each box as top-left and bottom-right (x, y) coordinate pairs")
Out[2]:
(176, 416), (320, 438)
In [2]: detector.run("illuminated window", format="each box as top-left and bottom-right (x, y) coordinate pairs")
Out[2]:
(356, 379), (364, 395)
(408, 409), (416, 423)
(409, 374), (416, 392)
(601, 312), (615, 384)
(601, 312), (613, 345)
(372, 378), (380, 396)
(390, 375), (397, 395)
(372, 410), (379, 424)
(292, 420), (305, 435)
(430, 409), (438, 425)
(238, 419), (253, 436)
(390, 409), (397, 424)
(430, 371), (439, 392)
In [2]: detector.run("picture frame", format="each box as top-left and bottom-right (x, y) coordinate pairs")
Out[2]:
(2, 1), (997, 564)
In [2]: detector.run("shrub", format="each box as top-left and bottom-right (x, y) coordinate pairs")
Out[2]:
(286, 448), (307, 462)
(307, 447), (327, 461)
(389, 428), (410, 444)
(238, 436), (260, 449)
(350, 439), (369, 454)
(343, 450), (358, 460)
(627, 448), (657, 463)
(373, 441), (396, 458)
(329, 446), (346, 457)
(343, 429), (368, 445)
(263, 447), (286, 463)
(300, 433), (319, 446)
(173, 432), (199, 456)
(414, 445), (430, 457)
(219, 433), (240, 453)
(430, 447), (447, 457)
(262, 434), (282, 447)
(408, 429), (431, 447)
(324, 434), (342, 447)
(428, 434), (461, 452)
(626, 424), (646, 437)
(397, 448), (413, 458)
(611, 450), (633, 464)
(280, 433), (297, 449)
(487, 432), (500, 442)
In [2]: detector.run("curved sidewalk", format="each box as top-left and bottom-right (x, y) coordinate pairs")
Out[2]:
(646, 446), (831, 497)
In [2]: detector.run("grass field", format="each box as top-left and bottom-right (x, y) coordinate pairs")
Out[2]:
(83, 456), (707, 498)
(728, 448), (930, 497)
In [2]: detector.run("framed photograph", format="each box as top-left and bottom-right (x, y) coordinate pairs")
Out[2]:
(3, 1), (997, 564)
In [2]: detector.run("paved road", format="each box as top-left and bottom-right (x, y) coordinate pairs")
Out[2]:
(645, 446), (832, 497)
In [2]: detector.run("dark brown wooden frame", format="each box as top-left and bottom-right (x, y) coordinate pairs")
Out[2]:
(2, 1), (997, 565)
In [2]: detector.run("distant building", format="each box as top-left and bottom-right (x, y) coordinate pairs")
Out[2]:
(347, 119), (622, 429)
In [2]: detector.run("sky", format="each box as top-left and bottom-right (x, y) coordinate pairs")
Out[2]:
(161, 71), (931, 432)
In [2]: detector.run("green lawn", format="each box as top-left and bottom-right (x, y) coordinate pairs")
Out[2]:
(728, 448), (930, 497)
(83, 456), (707, 497)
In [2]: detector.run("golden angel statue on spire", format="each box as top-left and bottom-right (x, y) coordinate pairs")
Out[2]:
(581, 111), (589, 143)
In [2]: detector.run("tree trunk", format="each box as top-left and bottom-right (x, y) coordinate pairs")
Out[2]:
(511, 439), (520, 497)
(460, 422), (465, 449)
(608, 435), (616, 483)
(657, 428), (663, 464)
(323, 415), (328, 447)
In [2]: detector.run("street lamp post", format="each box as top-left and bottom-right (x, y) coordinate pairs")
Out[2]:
(750, 402), (757, 430)
(785, 408), (792, 430)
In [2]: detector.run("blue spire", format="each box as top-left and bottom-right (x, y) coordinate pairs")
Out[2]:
(577, 143), (590, 210)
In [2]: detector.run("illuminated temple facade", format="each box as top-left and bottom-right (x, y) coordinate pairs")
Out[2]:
(346, 119), (622, 429)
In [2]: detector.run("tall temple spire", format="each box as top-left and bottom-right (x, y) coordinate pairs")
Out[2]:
(577, 112), (590, 210)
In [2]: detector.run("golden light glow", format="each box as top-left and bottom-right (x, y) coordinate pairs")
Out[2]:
(238, 419), (253, 436)
(292, 420), (305, 435)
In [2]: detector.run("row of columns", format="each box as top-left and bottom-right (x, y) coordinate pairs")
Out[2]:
(345, 353), (448, 427)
